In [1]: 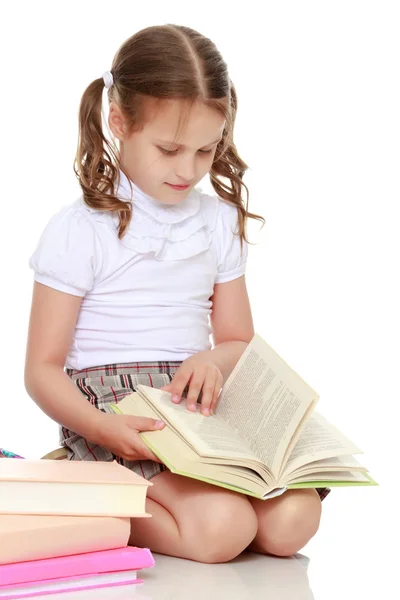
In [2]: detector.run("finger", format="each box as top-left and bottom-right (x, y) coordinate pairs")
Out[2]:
(142, 447), (163, 463)
(127, 415), (165, 432)
(159, 384), (177, 403)
(165, 369), (193, 404)
(121, 447), (161, 463)
(211, 376), (223, 414)
(199, 372), (218, 416)
(160, 383), (172, 392)
(134, 435), (163, 463)
(149, 453), (163, 463)
(186, 372), (205, 412)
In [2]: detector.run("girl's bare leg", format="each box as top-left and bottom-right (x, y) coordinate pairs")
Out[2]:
(128, 470), (258, 564)
(247, 488), (322, 557)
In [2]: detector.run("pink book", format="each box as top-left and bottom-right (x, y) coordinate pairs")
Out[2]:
(0, 547), (154, 599)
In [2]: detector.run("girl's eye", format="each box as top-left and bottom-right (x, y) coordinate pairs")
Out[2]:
(158, 147), (213, 156)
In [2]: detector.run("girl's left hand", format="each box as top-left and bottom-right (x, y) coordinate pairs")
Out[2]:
(160, 352), (223, 416)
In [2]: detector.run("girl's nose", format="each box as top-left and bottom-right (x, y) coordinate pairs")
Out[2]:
(175, 156), (196, 182)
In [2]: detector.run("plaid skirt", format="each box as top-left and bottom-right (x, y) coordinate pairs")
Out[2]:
(63, 361), (330, 501)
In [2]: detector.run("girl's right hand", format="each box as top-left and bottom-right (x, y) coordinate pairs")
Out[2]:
(94, 413), (166, 463)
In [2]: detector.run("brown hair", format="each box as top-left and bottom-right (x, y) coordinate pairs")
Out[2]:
(73, 24), (265, 247)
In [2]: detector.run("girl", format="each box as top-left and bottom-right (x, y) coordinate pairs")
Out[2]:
(25, 24), (329, 564)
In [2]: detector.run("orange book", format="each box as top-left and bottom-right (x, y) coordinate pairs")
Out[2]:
(0, 459), (152, 518)
(0, 514), (131, 565)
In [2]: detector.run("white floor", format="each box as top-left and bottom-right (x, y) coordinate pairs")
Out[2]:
(32, 486), (392, 600)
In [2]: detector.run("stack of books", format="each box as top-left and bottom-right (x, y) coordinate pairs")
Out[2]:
(0, 452), (155, 598)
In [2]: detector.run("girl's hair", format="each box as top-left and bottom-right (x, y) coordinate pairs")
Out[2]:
(74, 24), (265, 247)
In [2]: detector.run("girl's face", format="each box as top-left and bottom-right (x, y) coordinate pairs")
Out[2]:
(109, 99), (226, 205)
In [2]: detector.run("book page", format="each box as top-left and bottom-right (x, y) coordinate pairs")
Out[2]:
(114, 392), (273, 495)
(294, 454), (367, 474)
(284, 470), (371, 484)
(281, 411), (363, 477)
(215, 334), (318, 476)
(136, 385), (260, 461)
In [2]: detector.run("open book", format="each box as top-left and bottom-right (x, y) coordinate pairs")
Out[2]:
(110, 334), (377, 500)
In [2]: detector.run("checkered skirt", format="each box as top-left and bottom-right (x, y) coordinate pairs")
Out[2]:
(63, 361), (330, 501)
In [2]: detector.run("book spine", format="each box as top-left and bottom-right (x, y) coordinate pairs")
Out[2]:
(0, 548), (154, 587)
(0, 517), (130, 567)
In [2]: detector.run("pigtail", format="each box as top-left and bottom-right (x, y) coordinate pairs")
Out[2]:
(210, 82), (265, 250)
(73, 76), (132, 239)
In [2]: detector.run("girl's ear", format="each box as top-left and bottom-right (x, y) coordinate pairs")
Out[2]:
(108, 102), (127, 141)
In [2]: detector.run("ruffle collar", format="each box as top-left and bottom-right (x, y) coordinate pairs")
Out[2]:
(95, 169), (219, 261)
(117, 169), (202, 225)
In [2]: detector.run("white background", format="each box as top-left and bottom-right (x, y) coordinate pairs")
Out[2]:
(0, 1), (398, 596)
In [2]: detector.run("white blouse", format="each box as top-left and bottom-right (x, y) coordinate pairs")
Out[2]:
(29, 170), (248, 369)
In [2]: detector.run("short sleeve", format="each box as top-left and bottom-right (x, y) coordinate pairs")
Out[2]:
(215, 200), (248, 284)
(28, 206), (101, 296)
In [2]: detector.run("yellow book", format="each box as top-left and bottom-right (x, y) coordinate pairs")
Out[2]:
(111, 333), (377, 500)
(0, 459), (151, 517)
